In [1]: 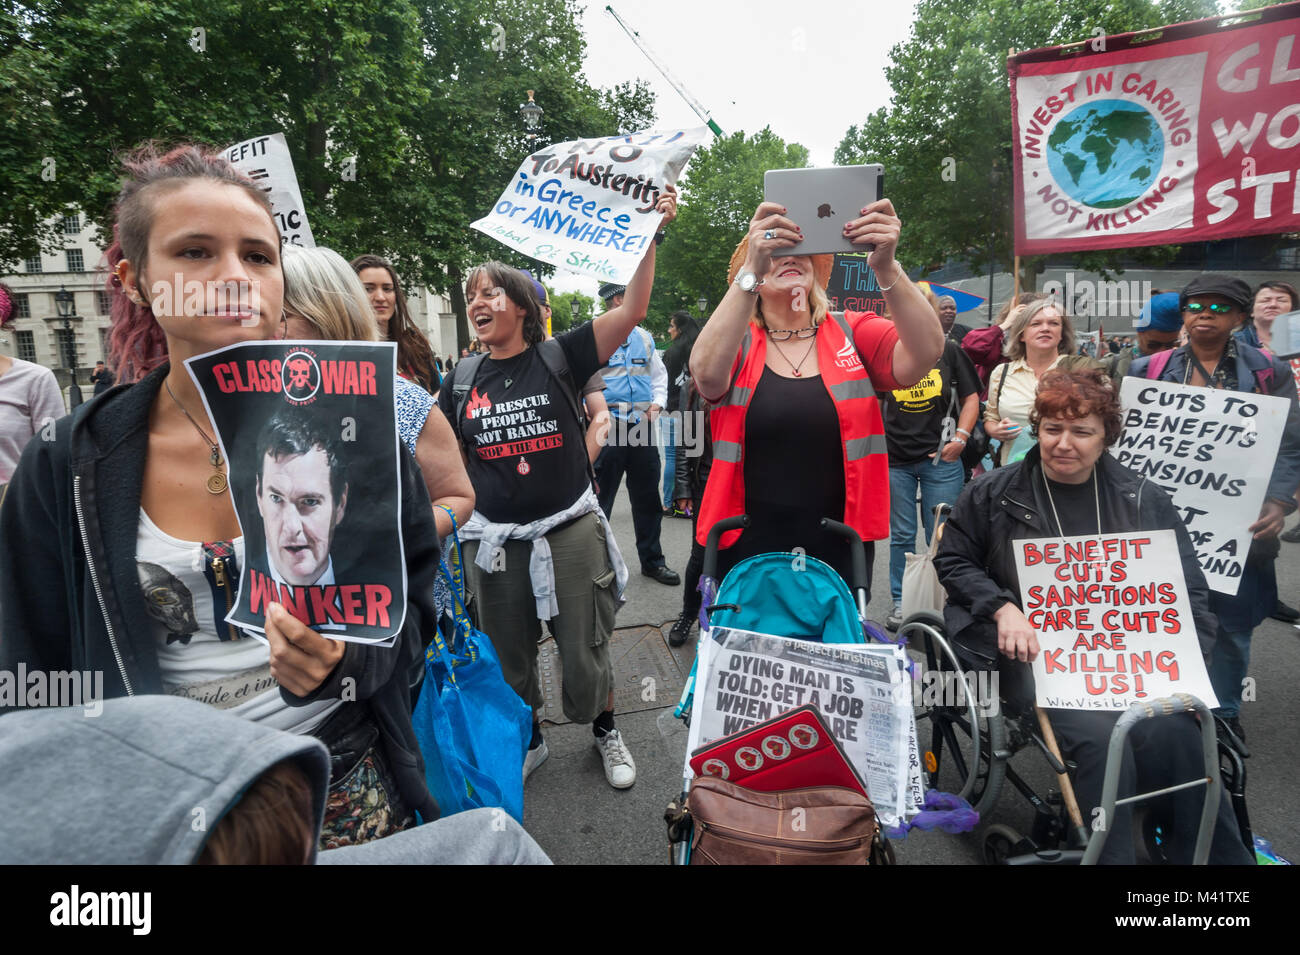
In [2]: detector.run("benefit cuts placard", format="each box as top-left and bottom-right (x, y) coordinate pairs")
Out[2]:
(1114, 377), (1287, 594)
(1016, 530), (1217, 710)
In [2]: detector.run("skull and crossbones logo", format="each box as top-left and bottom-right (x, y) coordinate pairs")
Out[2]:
(281, 349), (320, 403)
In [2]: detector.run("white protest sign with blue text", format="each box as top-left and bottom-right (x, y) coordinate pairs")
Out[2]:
(472, 126), (709, 283)
(224, 133), (316, 248)
(1114, 377), (1287, 594)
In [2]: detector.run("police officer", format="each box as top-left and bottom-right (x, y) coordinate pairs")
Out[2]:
(593, 283), (680, 585)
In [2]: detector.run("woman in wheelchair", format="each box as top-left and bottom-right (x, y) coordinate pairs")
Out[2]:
(933, 368), (1253, 864)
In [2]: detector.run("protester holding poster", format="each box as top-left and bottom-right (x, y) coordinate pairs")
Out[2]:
(0, 144), (443, 844)
(438, 186), (678, 791)
(935, 368), (1251, 864)
(1128, 274), (1300, 743)
(690, 196), (943, 586)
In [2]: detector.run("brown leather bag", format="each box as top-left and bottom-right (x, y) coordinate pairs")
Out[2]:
(684, 776), (880, 865)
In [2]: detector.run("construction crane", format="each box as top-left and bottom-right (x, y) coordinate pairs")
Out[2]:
(604, 5), (724, 137)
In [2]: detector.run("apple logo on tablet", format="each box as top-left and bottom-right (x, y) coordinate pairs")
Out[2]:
(817, 203), (834, 218)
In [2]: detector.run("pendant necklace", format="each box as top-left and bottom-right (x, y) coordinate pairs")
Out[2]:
(492, 349), (528, 389)
(164, 378), (228, 494)
(768, 333), (817, 377)
(1040, 468), (1101, 538)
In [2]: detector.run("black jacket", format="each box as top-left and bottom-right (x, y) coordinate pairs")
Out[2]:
(934, 444), (1218, 663)
(673, 378), (712, 503)
(0, 364), (441, 821)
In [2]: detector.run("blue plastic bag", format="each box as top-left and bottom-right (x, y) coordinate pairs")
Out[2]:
(412, 529), (532, 822)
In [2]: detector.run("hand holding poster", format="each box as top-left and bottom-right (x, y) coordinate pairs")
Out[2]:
(225, 133), (316, 248)
(1016, 530), (1217, 710)
(471, 126), (708, 283)
(1114, 377), (1287, 593)
(186, 341), (405, 644)
(684, 627), (922, 828)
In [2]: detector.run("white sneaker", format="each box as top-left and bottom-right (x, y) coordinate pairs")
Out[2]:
(523, 740), (549, 783)
(594, 729), (637, 789)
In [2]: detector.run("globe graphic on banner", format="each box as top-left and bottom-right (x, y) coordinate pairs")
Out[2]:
(1046, 100), (1164, 209)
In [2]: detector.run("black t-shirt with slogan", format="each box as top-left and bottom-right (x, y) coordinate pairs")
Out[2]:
(439, 323), (600, 524)
(880, 339), (980, 465)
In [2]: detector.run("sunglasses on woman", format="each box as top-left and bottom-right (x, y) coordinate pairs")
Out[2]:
(1182, 302), (1236, 314)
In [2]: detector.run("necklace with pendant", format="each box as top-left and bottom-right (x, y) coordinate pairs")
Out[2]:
(164, 378), (228, 494)
(491, 349), (528, 389)
(769, 334), (817, 377)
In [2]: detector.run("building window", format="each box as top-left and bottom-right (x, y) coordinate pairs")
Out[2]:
(24, 256), (42, 274)
(66, 249), (85, 272)
(62, 213), (81, 234)
(96, 290), (112, 315)
(55, 327), (77, 369)
(16, 331), (36, 363)
(13, 293), (30, 319)
(99, 326), (110, 359)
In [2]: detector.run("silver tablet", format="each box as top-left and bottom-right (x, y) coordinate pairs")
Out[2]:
(763, 164), (885, 255)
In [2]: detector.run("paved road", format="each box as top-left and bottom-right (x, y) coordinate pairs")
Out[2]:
(521, 481), (1300, 865)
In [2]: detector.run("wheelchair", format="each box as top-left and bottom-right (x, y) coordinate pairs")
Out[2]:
(900, 610), (1254, 865)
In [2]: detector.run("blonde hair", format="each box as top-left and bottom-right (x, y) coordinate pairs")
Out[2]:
(1002, 297), (1076, 361)
(754, 281), (831, 329)
(282, 246), (380, 342)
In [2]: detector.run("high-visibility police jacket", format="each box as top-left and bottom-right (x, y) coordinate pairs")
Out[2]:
(599, 327), (667, 422)
(695, 311), (895, 549)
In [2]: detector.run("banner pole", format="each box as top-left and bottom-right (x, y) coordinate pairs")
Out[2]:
(1013, 256), (1021, 301)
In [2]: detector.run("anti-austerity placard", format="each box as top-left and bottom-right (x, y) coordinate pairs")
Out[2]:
(1114, 377), (1288, 594)
(225, 133), (316, 248)
(685, 627), (922, 828)
(186, 341), (405, 644)
(1009, 3), (1300, 253)
(1016, 530), (1217, 710)
(471, 126), (709, 283)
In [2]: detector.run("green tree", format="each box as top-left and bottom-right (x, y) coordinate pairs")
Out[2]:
(0, 0), (655, 354)
(546, 287), (595, 333)
(833, 0), (1220, 289)
(651, 128), (810, 328)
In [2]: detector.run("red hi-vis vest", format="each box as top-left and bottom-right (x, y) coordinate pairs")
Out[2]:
(695, 311), (891, 549)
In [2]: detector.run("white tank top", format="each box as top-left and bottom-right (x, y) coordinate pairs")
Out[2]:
(136, 509), (341, 734)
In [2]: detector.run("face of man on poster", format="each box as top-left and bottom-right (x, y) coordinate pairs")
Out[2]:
(255, 438), (348, 587)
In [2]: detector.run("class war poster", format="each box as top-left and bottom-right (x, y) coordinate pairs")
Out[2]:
(186, 341), (405, 645)
(471, 125), (708, 283)
(1016, 530), (1217, 710)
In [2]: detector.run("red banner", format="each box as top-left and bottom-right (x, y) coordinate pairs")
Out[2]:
(1010, 3), (1300, 254)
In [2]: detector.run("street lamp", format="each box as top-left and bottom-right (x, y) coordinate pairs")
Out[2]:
(520, 90), (543, 139)
(697, 295), (708, 318)
(54, 286), (82, 409)
(570, 298), (581, 323)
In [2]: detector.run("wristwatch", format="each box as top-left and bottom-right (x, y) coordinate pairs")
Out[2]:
(734, 270), (760, 294)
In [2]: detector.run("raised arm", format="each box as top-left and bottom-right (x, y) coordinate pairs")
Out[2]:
(691, 201), (801, 401)
(592, 186), (678, 363)
(844, 199), (943, 388)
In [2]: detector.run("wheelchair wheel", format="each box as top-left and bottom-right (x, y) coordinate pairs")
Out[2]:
(982, 823), (1024, 865)
(903, 613), (1007, 819)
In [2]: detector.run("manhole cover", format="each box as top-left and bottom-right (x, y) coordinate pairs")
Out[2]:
(538, 623), (686, 724)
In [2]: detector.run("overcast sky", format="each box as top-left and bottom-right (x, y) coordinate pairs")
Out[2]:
(547, 0), (920, 294)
